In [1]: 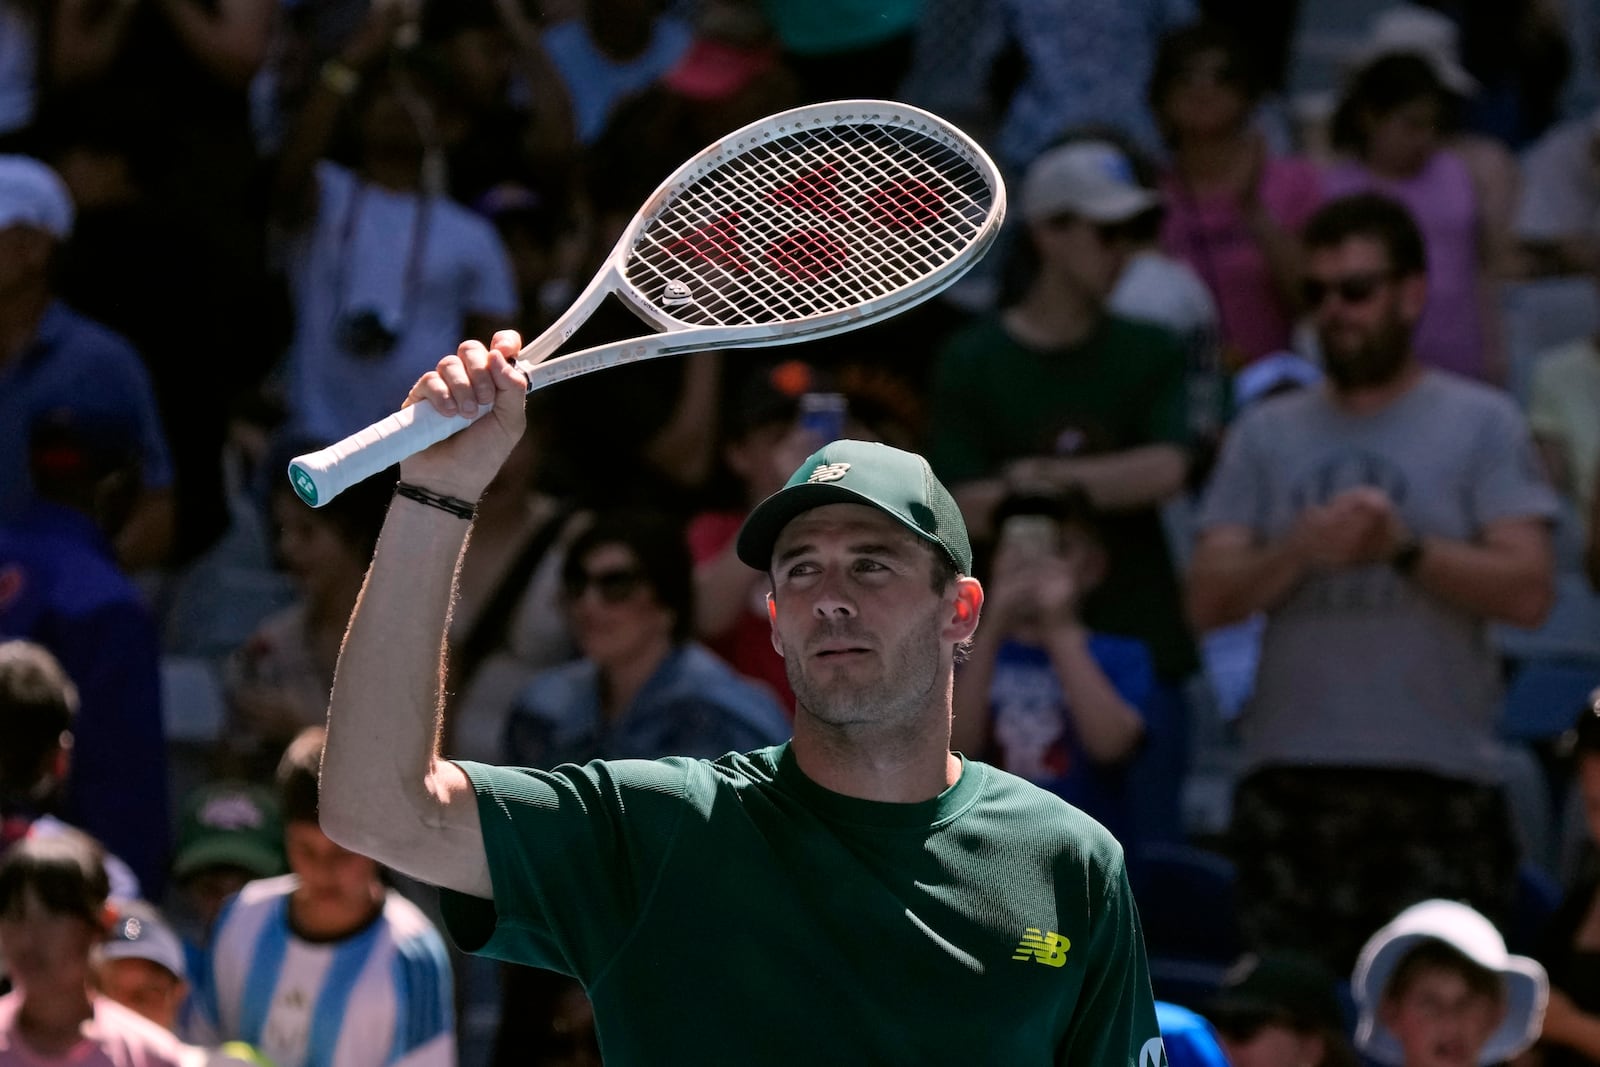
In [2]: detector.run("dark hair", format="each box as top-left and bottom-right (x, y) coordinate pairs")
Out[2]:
(1385, 938), (1505, 1005)
(1148, 20), (1263, 130)
(562, 509), (696, 644)
(1302, 192), (1427, 277)
(1330, 52), (1461, 156)
(0, 640), (77, 794)
(992, 485), (1106, 545)
(0, 825), (110, 925)
(275, 726), (325, 826)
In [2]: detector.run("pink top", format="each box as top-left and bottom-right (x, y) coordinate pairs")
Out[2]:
(1159, 155), (1324, 364)
(1321, 150), (1485, 380)
(0, 994), (189, 1067)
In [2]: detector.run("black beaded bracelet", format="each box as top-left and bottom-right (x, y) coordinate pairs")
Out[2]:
(394, 481), (476, 520)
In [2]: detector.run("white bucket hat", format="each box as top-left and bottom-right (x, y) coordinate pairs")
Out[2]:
(1352, 899), (1548, 1066)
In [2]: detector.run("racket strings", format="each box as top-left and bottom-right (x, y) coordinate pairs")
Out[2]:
(626, 121), (994, 326)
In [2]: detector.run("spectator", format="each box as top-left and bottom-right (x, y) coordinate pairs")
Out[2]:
(164, 781), (285, 973)
(317, 338), (1167, 1061)
(419, 0), (577, 212)
(472, 182), (577, 338)
(0, 154), (175, 572)
(195, 727), (455, 1067)
(503, 507), (790, 769)
(269, 6), (518, 445)
(1188, 192), (1560, 973)
(951, 487), (1154, 849)
(1515, 103), (1600, 276)
(0, 828), (190, 1067)
(1322, 9), (1509, 384)
(1524, 302), (1600, 535)
(1150, 19), (1321, 370)
(990, 0), (1199, 170)
(1202, 950), (1359, 1067)
(0, 409), (169, 900)
(538, 0), (692, 148)
(1350, 898), (1547, 1067)
(0, 1), (41, 151)
(1529, 694), (1600, 1065)
(756, 0), (920, 103)
(220, 438), (395, 780)
(0, 639), (140, 904)
(926, 138), (1201, 845)
(94, 899), (193, 1037)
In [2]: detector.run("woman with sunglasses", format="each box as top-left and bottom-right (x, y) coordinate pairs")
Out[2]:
(502, 507), (790, 772)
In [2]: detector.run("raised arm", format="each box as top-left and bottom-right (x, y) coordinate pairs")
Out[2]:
(319, 332), (531, 898)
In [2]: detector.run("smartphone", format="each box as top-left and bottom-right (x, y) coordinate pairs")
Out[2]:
(999, 514), (1057, 561)
(798, 392), (847, 442)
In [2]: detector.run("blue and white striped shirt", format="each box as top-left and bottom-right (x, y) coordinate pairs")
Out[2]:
(196, 876), (454, 1067)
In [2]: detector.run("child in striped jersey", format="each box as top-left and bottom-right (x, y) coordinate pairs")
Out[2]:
(193, 728), (455, 1067)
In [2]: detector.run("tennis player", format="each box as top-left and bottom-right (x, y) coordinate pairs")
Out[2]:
(318, 331), (1166, 1064)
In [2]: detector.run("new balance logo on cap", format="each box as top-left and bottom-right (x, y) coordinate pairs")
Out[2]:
(806, 462), (851, 483)
(1012, 928), (1071, 967)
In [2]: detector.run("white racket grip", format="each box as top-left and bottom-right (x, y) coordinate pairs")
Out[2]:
(287, 402), (479, 507)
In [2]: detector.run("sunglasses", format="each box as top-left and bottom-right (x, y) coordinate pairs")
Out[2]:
(562, 567), (646, 605)
(1300, 270), (1396, 309)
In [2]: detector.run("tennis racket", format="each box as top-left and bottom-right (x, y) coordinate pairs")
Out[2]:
(288, 98), (1005, 507)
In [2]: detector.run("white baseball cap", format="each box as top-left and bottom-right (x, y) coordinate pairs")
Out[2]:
(1352, 899), (1547, 1066)
(1350, 4), (1478, 97)
(1018, 141), (1162, 225)
(0, 155), (74, 240)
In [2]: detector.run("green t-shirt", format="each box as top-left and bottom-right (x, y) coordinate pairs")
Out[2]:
(925, 312), (1199, 680)
(440, 745), (1163, 1066)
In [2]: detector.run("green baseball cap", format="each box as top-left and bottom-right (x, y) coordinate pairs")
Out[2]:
(171, 781), (286, 883)
(735, 440), (972, 574)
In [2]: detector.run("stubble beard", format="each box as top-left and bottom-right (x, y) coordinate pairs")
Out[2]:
(786, 611), (945, 730)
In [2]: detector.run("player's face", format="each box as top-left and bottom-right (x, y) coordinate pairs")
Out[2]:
(1380, 970), (1505, 1067)
(768, 504), (955, 732)
(0, 887), (100, 995)
(97, 957), (187, 1031)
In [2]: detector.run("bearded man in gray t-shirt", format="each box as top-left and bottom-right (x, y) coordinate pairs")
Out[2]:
(1189, 192), (1560, 973)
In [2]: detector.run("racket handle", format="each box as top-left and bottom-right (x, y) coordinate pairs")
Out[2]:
(286, 402), (478, 507)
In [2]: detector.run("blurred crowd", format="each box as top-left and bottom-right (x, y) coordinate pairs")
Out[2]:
(4, 0), (1600, 1064)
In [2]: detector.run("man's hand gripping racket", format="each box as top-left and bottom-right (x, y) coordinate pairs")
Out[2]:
(287, 99), (1006, 506)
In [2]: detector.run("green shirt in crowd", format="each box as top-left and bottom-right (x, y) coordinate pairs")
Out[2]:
(440, 745), (1163, 1065)
(925, 312), (1200, 681)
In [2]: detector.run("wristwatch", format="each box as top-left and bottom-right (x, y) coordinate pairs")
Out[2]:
(1390, 537), (1425, 575)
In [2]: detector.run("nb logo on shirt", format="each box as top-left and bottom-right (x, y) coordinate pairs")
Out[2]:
(806, 462), (851, 483)
(1011, 928), (1071, 967)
